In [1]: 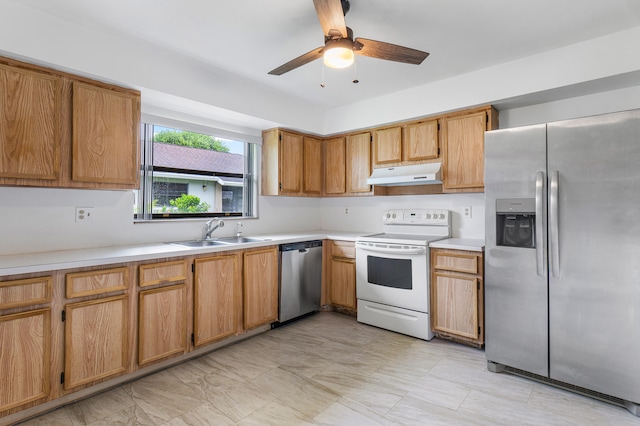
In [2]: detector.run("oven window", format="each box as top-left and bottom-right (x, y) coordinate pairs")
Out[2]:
(366, 256), (412, 290)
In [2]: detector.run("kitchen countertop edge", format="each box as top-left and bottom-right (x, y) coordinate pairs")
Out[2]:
(0, 230), (367, 277)
(429, 238), (485, 252)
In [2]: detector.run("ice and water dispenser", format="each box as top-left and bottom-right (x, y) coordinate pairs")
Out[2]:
(496, 198), (536, 248)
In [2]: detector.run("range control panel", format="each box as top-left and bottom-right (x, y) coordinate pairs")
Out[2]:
(382, 209), (450, 225)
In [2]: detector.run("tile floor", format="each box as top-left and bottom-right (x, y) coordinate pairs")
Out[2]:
(17, 312), (640, 425)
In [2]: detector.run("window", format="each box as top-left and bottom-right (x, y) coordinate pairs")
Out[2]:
(135, 123), (258, 220)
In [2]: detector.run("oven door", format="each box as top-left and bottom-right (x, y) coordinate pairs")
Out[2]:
(355, 241), (429, 313)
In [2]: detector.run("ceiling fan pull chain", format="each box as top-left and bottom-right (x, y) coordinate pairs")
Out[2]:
(320, 62), (326, 88)
(353, 57), (359, 84)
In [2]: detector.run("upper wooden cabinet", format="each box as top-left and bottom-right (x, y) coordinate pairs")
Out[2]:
(0, 56), (140, 190)
(262, 106), (496, 197)
(346, 132), (372, 195)
(0, 63), (62, 181)
(373, 127), (402, 165)
(404, 120), (439, 163)
(373, 119), (439, 168)
(324, 136), (346, 195)
(71, 82), (139, 186)
(262, 129), (323, 196)
(441, 106), (498, 193)
(323, 133), (372, 197)
(303, 136), (323, 194)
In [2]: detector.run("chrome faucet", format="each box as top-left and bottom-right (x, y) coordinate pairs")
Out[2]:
(236, 221), (243, 238)
(203, 218), (224, 240)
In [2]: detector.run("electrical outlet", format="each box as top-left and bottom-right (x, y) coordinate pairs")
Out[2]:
(345, 207), (349, 215)
(463, 206), (472, 218)
(76, 207), (95, 222)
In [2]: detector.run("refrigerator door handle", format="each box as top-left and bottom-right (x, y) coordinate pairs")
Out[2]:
(550, 171), (560, 277)
(535, 171), (545, 276)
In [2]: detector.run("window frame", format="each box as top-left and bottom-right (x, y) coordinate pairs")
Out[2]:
(134, 121), (258, 222)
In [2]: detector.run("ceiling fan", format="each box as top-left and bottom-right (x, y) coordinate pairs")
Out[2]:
(268, 0), (429, 76)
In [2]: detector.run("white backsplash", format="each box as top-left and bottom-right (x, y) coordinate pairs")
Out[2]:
(319, 193), (485, 238)
(0, 186), (484, 256)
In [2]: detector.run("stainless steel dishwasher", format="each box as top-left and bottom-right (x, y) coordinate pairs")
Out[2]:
(278, 240), (323, 323)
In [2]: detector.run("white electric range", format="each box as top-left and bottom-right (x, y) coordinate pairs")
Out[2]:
(355, 209), (451, 340)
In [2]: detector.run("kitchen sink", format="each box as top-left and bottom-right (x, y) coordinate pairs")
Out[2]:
(167, 236), (269, 248)
(167, 239), (235, 248)
(215, 236), (270, 244)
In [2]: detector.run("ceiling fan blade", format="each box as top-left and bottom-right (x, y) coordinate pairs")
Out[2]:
(313, 0), (347, 38)
(354, 38), (429, 65)
(268, 46), (324, 75)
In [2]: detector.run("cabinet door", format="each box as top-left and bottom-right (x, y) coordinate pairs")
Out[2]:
(243, 247), (278, 329)
(324, 137), (346, 195)
(64, 295), (128, 390)
(0, 63), (61, 181)
(303, 136), (323, 194)
(194, 253), (241, 346)
(0, 276), (52, 309)
(404, 120), (439, 162)
(329, 257), (356, 310)
(346, 132), (371, 194)
(66, 266), (129, 298)
(71, 81), (139, 186)
(373, 127), (402, 166)
(442, 111), (487, 191)
(279, 131), (303, 194)
(432, 272), (479, 339)
(0, 309), (50, 412)
(138, 284), (187, 366)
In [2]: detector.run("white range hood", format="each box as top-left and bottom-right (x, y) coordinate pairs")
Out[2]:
(366, 163), (442, 186)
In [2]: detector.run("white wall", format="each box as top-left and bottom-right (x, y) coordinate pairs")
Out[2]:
(0, 187), (323, 255)
(319, 193), (485, 239)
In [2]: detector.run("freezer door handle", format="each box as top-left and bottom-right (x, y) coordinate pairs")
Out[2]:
(549, 171), (560, 277)
(535, 171), (545, 276)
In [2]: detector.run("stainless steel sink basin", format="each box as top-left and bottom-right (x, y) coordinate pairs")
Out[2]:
(168, 239), (235, 248)
(215, 236), (270, 244)
(167, 236), (270, 248)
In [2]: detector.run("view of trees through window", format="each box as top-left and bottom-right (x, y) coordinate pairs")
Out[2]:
(135, 124), (252, 220)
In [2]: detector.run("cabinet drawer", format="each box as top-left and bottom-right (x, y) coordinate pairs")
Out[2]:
(139, 260), (188, 288)
(66, 267), (129, 298)
(0, 276), (52, 309)
(432, 251), (479, 274)
(331, 241), (355, 259)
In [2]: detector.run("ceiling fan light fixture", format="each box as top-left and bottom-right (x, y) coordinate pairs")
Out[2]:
(323, 38), (354, 69)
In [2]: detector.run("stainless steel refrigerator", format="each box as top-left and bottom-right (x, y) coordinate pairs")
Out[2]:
(484, 109), (640, 415)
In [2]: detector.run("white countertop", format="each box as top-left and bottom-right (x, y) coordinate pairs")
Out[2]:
(429, 238), (485, 252)
(0, 230), (366, 277)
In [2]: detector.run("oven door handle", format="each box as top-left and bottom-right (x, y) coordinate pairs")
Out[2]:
(356, 243), (426, 255)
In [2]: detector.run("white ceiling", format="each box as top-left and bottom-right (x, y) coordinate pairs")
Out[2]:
(15, 0), (640, 120)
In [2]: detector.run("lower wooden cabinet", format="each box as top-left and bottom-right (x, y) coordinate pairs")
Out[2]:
(243, 246), (278, 329)
(328, 241), (357, 311)
(138, 260), (188, 365)
(64, 295), (129, 390)
(430, 248), (484, 346)
(0, 309), (51, 412)
(193, 253), (242, 346)
(138, 284), (187, 366)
